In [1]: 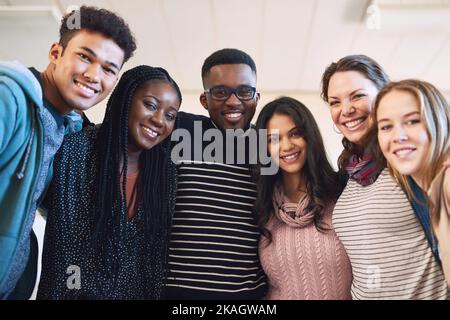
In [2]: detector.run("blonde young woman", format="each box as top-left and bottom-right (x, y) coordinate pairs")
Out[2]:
(321, 55), (447, 299)
(375, 79), (450, 288)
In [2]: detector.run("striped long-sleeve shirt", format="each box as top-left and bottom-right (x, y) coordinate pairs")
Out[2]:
(333, 168), (448, 299)
(163, 112), (267, 299)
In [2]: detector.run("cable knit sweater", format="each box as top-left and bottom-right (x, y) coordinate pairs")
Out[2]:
(259, 184), (352, 300)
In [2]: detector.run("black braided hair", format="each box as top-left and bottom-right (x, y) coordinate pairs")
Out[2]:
(93, 65), (182, 267)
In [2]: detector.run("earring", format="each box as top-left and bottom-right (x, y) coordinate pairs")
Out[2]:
(333, 123), (342, 134)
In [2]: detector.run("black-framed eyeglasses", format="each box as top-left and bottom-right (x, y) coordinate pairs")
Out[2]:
(204, 85), (257, 101)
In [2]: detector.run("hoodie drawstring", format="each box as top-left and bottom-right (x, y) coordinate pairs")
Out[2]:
(16, 102), (36, 180)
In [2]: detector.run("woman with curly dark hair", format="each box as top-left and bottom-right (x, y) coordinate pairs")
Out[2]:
(37, 65), (182, 299)
(254, 97), (352, 299)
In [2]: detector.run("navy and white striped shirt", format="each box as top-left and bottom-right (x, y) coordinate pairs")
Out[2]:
(163, 112), (267, 299)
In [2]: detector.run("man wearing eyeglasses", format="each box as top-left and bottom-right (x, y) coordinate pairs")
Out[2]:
(164, 48), (267, 300)
(200, 71), (257, 130)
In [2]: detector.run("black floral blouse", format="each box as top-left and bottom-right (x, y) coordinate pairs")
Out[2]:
(37, 126), (176, 299)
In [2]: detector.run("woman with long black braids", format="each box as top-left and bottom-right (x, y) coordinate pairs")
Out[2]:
(37, 65), (182, 299)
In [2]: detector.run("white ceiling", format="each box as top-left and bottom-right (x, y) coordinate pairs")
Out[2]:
(1, 0), (450, 96)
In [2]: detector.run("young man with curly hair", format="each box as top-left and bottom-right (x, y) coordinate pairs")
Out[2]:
(0, 5), (136, 299)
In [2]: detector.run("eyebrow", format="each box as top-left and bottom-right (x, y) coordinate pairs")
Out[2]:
(328, 89), (364, 100)
(81, 47), (120, 70)
(288, 126), (299, 133)
(142, 95), (180, 112)
(377, 111), (420, 123)
(142, 95), (160, 103)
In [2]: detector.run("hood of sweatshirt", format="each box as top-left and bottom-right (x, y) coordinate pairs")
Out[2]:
(0, 60), (43, 111)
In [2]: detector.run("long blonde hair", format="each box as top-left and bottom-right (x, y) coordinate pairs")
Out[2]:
(374, 79), (450, 201)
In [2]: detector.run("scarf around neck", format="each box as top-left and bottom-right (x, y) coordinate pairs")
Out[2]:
(272, 182), (315, 228)
(345, 152), (380, 187)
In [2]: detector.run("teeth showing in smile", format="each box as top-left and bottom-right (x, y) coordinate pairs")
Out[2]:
(281, 152), (299, 161)
(75, 81), (97, 95)
(225, 113), (242, 119)
(142, 126), (158, 138)
(394, 148), (415, 157)
(344, 118), (364, 128)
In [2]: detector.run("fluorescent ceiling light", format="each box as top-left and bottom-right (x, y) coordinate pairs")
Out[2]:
(366, 0), (450, 32)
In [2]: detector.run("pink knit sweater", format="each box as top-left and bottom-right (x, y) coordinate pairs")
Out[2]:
(259, 190), (352, 300)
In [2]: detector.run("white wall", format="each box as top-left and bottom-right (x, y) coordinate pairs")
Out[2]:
(31, 212), (45, 300)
